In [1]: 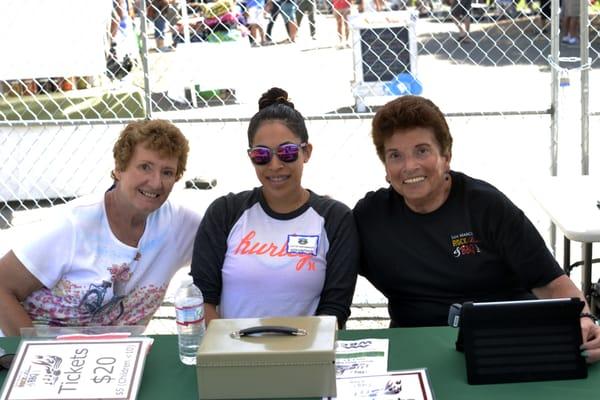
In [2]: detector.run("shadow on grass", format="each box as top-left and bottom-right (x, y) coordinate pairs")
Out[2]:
(150, 89), (240, 112)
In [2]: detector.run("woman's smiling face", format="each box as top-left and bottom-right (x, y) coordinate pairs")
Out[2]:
(250, 120), (311, 209)
(383, 127), (451, 213)
(113, 143), (178, 216)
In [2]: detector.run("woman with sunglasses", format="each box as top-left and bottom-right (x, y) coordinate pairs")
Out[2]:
(0, 120), (201, 336)
(191, 87), (359, 328)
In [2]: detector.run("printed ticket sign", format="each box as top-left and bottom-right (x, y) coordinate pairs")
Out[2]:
(0, 338), (153, 400)
(329, 369), (435, 400)
(334, 338), (389, 378)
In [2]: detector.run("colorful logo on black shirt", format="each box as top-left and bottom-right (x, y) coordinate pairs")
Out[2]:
(451, 232), (480, 258)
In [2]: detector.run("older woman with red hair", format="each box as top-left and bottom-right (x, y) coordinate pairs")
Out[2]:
(0, 120), (201, 336)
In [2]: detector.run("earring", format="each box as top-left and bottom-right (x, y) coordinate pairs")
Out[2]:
(444, 171), (450, 181)
(385, 175), (391, 184)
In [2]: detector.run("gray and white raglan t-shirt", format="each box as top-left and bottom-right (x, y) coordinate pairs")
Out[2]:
(191, 188), (358, 326)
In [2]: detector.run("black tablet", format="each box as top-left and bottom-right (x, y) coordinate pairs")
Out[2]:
(458, 297), (588, 385)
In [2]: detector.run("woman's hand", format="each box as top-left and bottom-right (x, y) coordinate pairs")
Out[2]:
(203, 303), (220, 327)
(580, 317), (600, 363)
(0, 251), (43, 336)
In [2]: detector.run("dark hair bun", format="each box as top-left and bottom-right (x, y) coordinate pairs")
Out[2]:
(258, 87), (295, 110)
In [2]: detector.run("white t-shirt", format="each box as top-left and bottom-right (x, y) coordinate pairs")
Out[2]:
(11, 192), (202, 328)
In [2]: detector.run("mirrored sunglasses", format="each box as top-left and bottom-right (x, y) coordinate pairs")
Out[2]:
(248, 143), (307, 165)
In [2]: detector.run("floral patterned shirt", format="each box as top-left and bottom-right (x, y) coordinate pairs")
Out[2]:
(12, 192), (202, 328)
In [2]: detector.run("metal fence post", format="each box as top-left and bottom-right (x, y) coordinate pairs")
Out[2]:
(549, 0), (560, 254)
(139, 0), (153, 119)
(580, 0), (590, 176)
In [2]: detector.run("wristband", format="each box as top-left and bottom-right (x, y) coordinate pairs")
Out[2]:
(580, 312), (599, 324)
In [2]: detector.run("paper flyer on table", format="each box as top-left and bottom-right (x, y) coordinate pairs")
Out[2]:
(328, 368), (435, 400)
(0, 337), (153, 400)
(334, 338), (389, 377)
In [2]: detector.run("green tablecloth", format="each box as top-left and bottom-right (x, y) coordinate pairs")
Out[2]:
(1, 327), (599, 399)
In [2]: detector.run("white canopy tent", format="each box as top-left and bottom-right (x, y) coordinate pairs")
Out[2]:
(0, 0), (113, 80)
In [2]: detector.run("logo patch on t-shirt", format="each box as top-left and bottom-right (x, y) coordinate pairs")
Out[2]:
(287, 235), (319, 256)
(451, 231), (480, 258)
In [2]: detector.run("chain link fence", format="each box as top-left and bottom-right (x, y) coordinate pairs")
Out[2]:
(1, 0), (598, 120)
(1, 0), (599, 332)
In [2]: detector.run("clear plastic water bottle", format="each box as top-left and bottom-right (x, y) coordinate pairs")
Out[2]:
(175, 277), (205, 366)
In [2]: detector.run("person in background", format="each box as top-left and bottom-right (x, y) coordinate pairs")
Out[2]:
(147, 0), (173, 51)
(265, 0), (287, 43)
(280, 0), (299, 42)
(353, 95), (600, 363)
(295, 0), (316, 40)
(537, 0), (551, 34)
(358, 0), (385, 12)
(107, 0), (136, 80)
(265, 0), (297, 42)
(561, 0), (580, 46)
(191, 87), (358, 328)
(333, 0), (352, 49)
(0, 120), (202, 336)
(244, 0), (267, 46)
(449, 0), (471, 43)
(110, 0), (134, 40)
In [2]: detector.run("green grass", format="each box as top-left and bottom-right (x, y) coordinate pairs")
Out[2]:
(0, 89), (145, 121)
